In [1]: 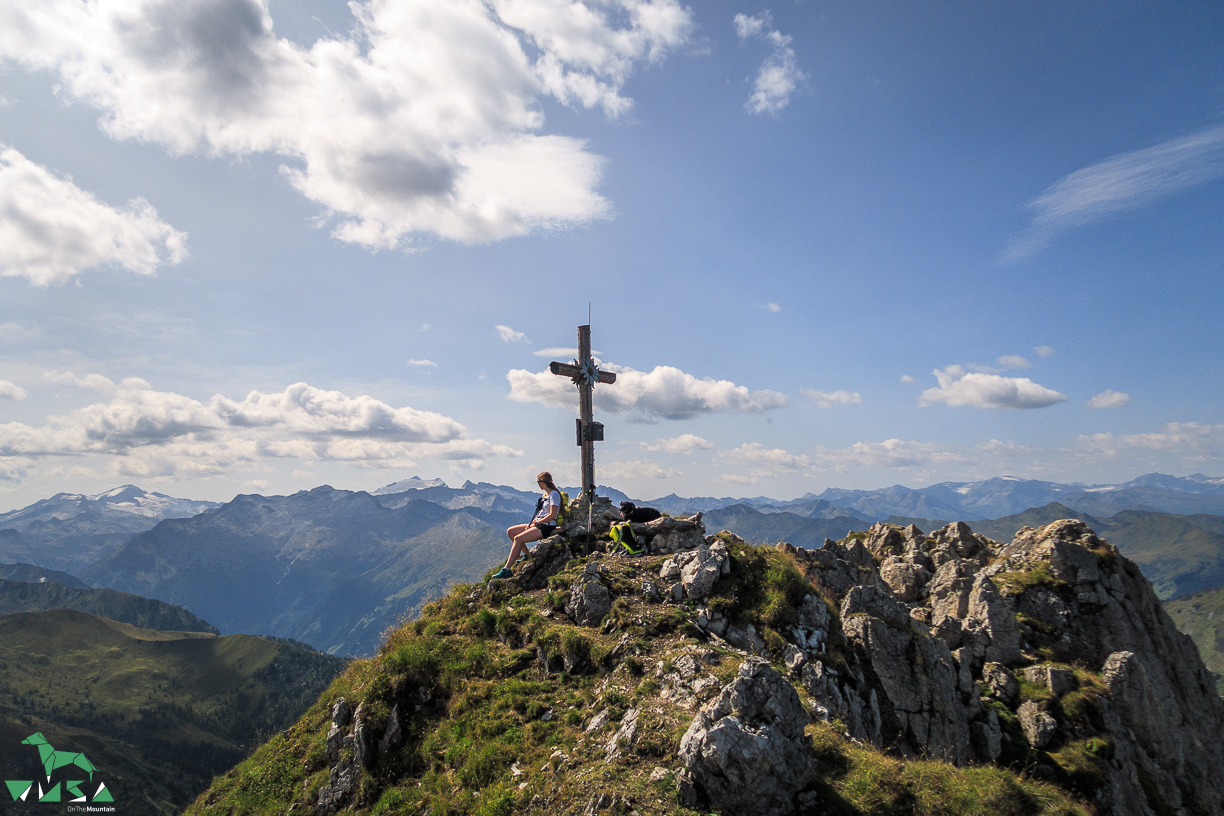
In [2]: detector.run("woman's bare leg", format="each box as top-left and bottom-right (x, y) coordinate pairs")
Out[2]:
(505, 526), (544, 568)
(507, 523), (531, 541)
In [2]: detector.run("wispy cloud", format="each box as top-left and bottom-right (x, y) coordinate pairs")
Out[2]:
(643, 433), (713, 454)
(600, 459), (680, 479)
(734, 11), (805, 116)
(761, 302), (781, 313)
(0, 380), (27, 401)
(919, 365), (1066, 410)
(495, 325), (528, 343)
(996, 355), (1031, 369)
(407, 359), (438, 367)
(1034, 345), (1054, 358)
(532, 347), (604, 358)
(714, 420), (1224, 483)
(1004, 123), (1224, 260)
(801, 389), (862, 408)
(899, 375), (915, 384)
(1086, 389), (1129, 409)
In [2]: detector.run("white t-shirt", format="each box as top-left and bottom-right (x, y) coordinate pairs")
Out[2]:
(534, 489), (561, 524)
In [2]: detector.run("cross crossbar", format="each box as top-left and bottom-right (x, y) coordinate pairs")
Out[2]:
(548, 361), (616, 384)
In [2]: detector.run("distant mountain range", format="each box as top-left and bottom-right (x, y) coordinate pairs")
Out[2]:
(4, 472), (1224, 657)
(81, 486), (524, 655)
(0, 485), (219, 573)
(635, 473), (1224, 520)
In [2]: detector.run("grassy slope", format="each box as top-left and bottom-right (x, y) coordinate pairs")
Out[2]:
(0, 578), (219, 633)
(0, 609), (346, 815)
(187, 540), (1090, 816)
(1164, 587), (1224, 696)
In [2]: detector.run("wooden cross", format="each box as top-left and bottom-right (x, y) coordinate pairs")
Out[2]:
(549, 324), (616, 498)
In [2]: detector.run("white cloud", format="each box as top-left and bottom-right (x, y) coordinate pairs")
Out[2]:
(0, 144), (187, 285)
(0, 377), (520, 477)
(493, 0), (695, 116)
(532, 346), (604, 358)
(733, 12), (766, 39)
(495, 325), (529, 343)
(996, 355), (1031, 369)
(919, 365), (1066, 410)
(643, 433), (712, 454)
(734, 12), (805, 116)
(1034, 345), (1054, 358)
(242, 479), (270, 491)
(407, 359), (438, 367)
(599, 458), (678, 479)
(507, 362), (788, 422)
(1086, 389), (1130, 409)
(0, 380), (26, 401)
(801, 389), (862, 409)
(722, 442), (811, 471)
(899, 375), (915, 384)
(1074, 422), (1224, 458)
(44, 370), (119, 393)
(762, 302), (781, 312)
(1004, 123), (1224, 259)
(0, 0), (694, 250)
(721, 421), (1224, 483)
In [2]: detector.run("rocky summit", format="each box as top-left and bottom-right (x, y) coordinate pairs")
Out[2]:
(186, 505), (1224, 816)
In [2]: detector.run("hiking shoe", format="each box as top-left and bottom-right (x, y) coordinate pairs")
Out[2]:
(492, 568), (513, 580)
(516, 547), (535, 563)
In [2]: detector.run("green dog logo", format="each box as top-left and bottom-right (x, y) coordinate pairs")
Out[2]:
(20, 734), (95, 782)
(5, 734), (112, 804)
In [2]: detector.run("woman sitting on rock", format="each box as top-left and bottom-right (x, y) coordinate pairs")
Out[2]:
(493, 471), (560, 579)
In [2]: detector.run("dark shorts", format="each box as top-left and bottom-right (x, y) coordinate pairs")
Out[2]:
(534, 523), (557, 538)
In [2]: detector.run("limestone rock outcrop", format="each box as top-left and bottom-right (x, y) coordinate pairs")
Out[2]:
(678, 658), (817, 816)
(780, 519), (1224, 815)
(659, 540), (730, 601)
(566, 561), (612, 627)
(317, 698), (373, 815)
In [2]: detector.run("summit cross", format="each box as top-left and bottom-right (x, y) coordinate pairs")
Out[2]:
(549, 324), (616, 498)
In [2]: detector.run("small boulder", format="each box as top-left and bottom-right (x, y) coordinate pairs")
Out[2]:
(1024, 664), (1075, 697)
(880, 558), (932, 602)
(782, 644), (806, 675)
(377, 704), (403, 753)
(982, 663), (1019, 704)
(605, 708), (640, 761)
(796, 594), (829, 631)
(724, 621), (766, 654)
(567, 562), (613, 626)
(1018, 701), (1058, 749)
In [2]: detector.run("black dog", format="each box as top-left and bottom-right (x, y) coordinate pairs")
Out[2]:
(619, 501), (662, 523)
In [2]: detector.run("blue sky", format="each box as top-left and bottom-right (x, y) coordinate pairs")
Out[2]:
(0, 0), (1222, 509)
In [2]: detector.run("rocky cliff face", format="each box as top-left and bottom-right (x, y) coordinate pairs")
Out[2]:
(187, 515), (1223, 816)
(780, 519), (1224, 816)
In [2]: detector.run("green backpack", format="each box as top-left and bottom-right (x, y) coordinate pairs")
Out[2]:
(610, 522), (645, 556)
(556, 491), (570, 526)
